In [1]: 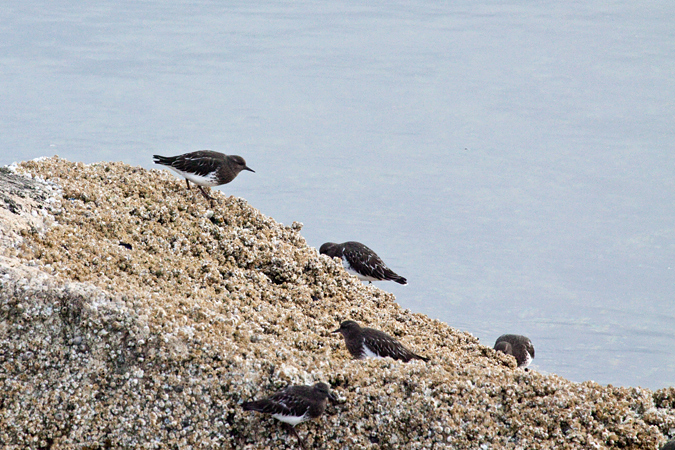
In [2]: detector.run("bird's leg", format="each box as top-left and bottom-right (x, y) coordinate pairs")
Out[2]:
(197, 186), (215, 204)
(286, 424), (306, 450)
(185, 179), (191, 190)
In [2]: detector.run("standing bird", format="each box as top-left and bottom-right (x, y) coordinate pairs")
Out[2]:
(494, 334), (535, 368)
(153, 150), (254, 203)
(319, 241), (407, 285)
(333, 320), (429, 362)
(242, 382), (335, 449)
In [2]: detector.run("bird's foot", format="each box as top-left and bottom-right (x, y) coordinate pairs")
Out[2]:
(198, 186), (216, 204)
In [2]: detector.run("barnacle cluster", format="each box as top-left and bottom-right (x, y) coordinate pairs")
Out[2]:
(0, 157), (673, 449)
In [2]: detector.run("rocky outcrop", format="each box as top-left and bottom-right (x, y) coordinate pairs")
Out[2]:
(1, 158), (674, 449)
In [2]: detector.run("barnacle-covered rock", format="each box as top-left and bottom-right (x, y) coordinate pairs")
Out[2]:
(0, 157), (673, 449)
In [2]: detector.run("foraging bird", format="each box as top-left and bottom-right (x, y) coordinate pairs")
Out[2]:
(333, 320), (428, 362)
(319, 241), (407, 285)
(153, 150), (254, 203)
(242, 382), (335, 449)
(494, 334), (535, 368)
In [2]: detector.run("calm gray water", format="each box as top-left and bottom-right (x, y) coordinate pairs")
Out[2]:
(2, 1), (674, 389)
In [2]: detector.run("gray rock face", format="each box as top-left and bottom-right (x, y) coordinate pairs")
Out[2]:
(1, 262), (146, 447)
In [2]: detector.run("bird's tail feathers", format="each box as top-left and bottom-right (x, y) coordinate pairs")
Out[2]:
(393, 275), (408, 285)
(152, 155), (173, 166)
(241, 401), (264, 412)
(415, 354), (430, 362)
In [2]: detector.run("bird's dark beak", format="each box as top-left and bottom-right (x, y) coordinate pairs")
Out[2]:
(332, 328), (341, 334)
(328, 391), (338, 402)
(244, 166), (255, 173)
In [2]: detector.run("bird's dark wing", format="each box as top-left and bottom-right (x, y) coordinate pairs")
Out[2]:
(364, 329), (426, 362)
(167, 151), (223, 177)
(244, 396), (298, 417)
(342, 244), (388, 280)
(342, 243), (407, 284)
(268, 387), (312, 417)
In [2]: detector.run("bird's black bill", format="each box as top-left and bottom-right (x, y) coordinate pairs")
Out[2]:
(244, 166), (255, 173)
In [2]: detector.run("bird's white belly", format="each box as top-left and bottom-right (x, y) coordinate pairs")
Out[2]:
(362, 345), (383, 359)
(169, 167), (219, 187)
(273, 413), (307, 426)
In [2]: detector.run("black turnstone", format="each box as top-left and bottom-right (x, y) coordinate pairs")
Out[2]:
(153, 150), (254, 203)
(333, 320), (429, 362)
(242, 382), (335, 449)
(319, 241), (407, 285)
(494, 334), (535, 368)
